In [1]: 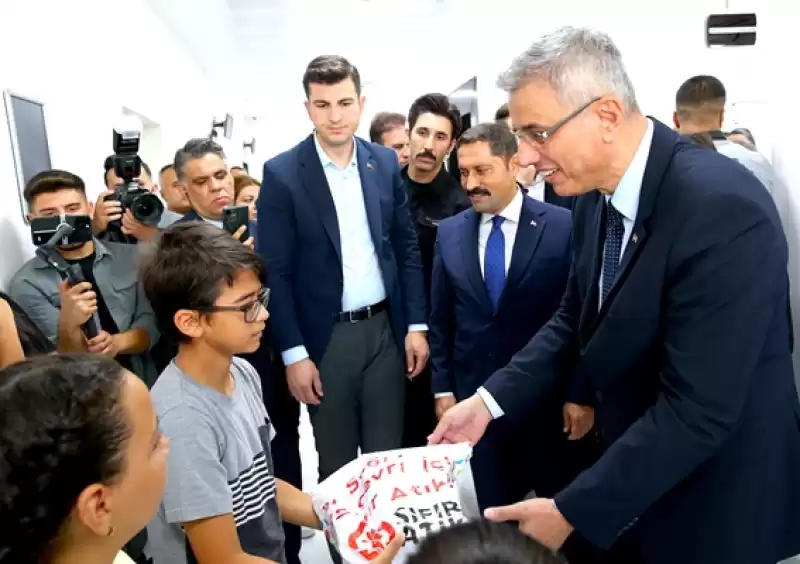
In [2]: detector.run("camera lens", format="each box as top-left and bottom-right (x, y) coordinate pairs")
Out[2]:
(132, 193), (165, 226)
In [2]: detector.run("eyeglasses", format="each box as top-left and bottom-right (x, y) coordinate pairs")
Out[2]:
(514, 96), (602, 146)
(197, 288), (270, 323)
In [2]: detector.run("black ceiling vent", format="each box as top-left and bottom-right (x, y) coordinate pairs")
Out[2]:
(706, 13), (757, 47)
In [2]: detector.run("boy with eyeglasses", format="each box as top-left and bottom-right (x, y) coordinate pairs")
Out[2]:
(139, 222), (324, 564)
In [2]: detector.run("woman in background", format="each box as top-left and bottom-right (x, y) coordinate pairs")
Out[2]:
(234, 174), (260, 220)
(0, 354), (169, 564)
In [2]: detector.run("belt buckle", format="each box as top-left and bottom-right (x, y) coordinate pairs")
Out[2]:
(348, 305), (372, 323)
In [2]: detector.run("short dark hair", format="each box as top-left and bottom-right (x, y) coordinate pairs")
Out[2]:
(495, 103), (510, 122)
(675, 75), (726, 118)
(369, 112), (406, 144)
(302, 55), (361, 97)
(139, 222), (266, 344)
(457, 122), (518, 161)
(103, 155), (152, 187)
(687, 132), (717, 150)
(408, 94), (462, 140)
(173, 138), (226, 181)
(0, 354), (130, 564)
(159, 163), (174, 176)
(408, 521), (567, 564)
(23, 169), (87, 207)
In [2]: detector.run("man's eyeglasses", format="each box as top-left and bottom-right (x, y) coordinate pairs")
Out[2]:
(514, 96), (602, 146)
(196, 288), (270, 323)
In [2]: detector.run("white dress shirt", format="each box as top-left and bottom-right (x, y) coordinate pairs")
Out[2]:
(478, 188), (524, 277)
(478, 119), (654, 419)
(438, 190), (524, 402)
(713, 139), (775, 194)
(598, 118), (653, 308)
(282, 136), (426, 366)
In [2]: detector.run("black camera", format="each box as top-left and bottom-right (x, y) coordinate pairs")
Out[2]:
(30, 214), (93, 247)
(105, 122), (164, 226)
(33, 221), (99, 339)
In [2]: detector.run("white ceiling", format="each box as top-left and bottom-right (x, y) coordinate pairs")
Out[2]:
(225, 0), (475, 109)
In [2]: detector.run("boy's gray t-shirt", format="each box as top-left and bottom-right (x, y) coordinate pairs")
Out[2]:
(145, 357), (286, 563)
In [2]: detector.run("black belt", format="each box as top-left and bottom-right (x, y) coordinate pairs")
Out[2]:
(335, 300), (388, 323)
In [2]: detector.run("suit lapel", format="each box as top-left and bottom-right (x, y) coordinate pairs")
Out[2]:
(459, 210), (492, 313)
(588, 119), (675, 333)
(180, 209), (202, 223)
(355, 140), (383, 251)
(498, 198), (545, 309)
(578, 193), (604, 341)
(298, 135), (342, 263)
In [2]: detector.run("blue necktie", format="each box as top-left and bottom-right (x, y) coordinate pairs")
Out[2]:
(484, 215), (506, 311)
(601, 201), (624, 304)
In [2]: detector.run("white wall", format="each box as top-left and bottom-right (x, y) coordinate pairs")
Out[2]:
(0, 0), (221, 287)
(760, 3), (800, 389)
(473, 0), (769, 127)
(238, 0), (776, 174)
(238, 0), (478, 172)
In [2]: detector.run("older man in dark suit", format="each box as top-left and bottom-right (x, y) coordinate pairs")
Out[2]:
(430, 26), (800, 564)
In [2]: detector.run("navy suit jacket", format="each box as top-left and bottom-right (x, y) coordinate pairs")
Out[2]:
(482, 120), (800, 563)
(256, 135), (426, 363)
(429, 196), (572, 402)
(175, 210), (256, 242)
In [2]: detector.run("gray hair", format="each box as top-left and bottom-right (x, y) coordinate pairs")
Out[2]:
(173, 138), (226, 180)
(497, 27), (639, 113)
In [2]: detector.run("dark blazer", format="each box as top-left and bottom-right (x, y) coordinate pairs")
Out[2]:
(544, 182), (576, 210)
(176, 209), (203, 223)
(256, 135), (427, 363)
(430, 195), (572, 401)
(482, 119), (800, 563)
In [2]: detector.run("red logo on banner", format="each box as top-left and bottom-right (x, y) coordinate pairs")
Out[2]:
(347, 519), (397, 560)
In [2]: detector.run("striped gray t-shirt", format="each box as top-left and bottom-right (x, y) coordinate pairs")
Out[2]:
(145, 357), (286, 563)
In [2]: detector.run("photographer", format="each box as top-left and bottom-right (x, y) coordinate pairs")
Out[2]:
(94, 157), (160, 242)
(94, 122), (180, 244)
(8, 170), (159, 386)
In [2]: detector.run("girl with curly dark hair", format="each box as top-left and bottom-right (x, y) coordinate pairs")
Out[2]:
(0, 354), (169, 564)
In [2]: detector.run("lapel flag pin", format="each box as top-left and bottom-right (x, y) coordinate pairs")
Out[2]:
(367, 162), (373, 169)
(632, 233), (639, 243)
(530, 220), (537, 227)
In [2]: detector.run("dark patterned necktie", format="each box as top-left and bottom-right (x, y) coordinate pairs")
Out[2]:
(484, 216), (506, 311)
(601, 201), (624, 305)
